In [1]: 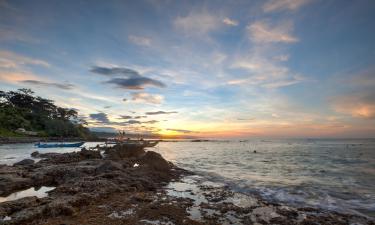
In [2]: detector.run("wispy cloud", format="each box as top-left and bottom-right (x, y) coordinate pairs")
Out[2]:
(332, 91), (375, 119)
(332, 68), (375, 120)
(0, 71), (37, 83)
(128, 35), (151, 47)
(131, 92), (164, 104)
(263, 0), (310, 12)
(222, 17), (238, 26)
(174, 11), (221, 36)
(231, 56), (304, 88)
(20, 80), (74, 90)
(0, 50), (49, 69)
(146, 111), (178, 115)
(166, 128), (194, 133)
(247, 20), (298, 43)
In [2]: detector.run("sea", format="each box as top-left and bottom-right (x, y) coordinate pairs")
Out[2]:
(0, 139), (374, 218)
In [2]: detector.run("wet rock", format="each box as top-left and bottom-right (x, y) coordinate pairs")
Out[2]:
(79, 148), (102, 159)
(0, 146), (186, 224)
(252, 206), (282, 223)
(13, 159), (34, 166)
(105, 144), (146, 159)
(0, 175), (33, 196)
(30, 151), (39, 158)
(139, 151), (171, 171)
(95, 161), (123, 174)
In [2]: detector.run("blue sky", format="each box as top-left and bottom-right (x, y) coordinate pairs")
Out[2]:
(1, 0), (375, 137)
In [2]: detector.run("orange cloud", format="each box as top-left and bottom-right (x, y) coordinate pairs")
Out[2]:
(0, 71), (38, 83)
(333, 94), (375, 119)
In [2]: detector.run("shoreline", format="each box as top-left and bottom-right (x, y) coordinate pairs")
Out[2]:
(0, 146), (374, 224)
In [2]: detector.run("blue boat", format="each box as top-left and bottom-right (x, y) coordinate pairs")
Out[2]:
(35, 142), (85, 148)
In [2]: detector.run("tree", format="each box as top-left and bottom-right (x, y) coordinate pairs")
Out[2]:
(0, 89), (92, 138)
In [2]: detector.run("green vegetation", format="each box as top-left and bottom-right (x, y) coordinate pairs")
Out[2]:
(0, 89), (93, 138)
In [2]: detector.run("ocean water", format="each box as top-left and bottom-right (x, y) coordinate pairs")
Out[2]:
(0, 142), (102, 165)
(153, 139), (375, 218)
(1, 139), (374, 218)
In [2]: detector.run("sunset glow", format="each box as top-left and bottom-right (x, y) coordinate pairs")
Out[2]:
(1, 0), (374, 138)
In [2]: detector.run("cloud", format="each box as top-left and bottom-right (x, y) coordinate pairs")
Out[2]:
(134, 116), (147, 119)
(332, 70), (375, 120)
(263, 0), (310, 12)
(174, 11), (221, 36)
(247, 21), (298, 43)
(145, 111), (178, 115)
(332, 91), (375, 119)
(0, 71), (38, 83)
(222, 17), (238, 26)
(128, 35), (151, 46)
(131, 92), (164, 104)
(90, 66), (140, 77)
(273, 54), (290, 61)
(89, 112), (110, 123)
(143, 120), (159, 124)
(20, 80), (74, 90)
(90, 66), (166, 90)
(125, 119), (142, 124)
(166, 128), (194, 133)
(122, 119), (159, 125)
(119, 115), (132, 119)
(89, 127), (117, 133)
(107, 77), (165, 90)
(231, 56), (304, 88)
(237, 118), (256, 121)
(0, 50), (49, 69)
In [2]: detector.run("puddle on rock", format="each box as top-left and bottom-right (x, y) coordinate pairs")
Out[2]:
(0, 186), (55, 203)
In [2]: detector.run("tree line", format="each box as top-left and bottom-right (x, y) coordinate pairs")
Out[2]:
(0, 89), (92, 138)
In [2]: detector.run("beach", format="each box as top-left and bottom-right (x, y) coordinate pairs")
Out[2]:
(0, 141), (374, 225)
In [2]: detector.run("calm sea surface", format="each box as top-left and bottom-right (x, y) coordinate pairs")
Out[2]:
(154, 139), (375, 218)
(1, 139), (374, 217)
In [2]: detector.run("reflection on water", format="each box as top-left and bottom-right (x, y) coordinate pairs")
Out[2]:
(0, 186), (55, 203)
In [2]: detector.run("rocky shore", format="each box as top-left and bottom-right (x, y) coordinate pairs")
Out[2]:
(0, 145), (374, 225)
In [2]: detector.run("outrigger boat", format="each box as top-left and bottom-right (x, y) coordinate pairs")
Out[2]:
(35, 142), (85, 148)
(105, 139), (159, 148)
(105, 131), (159, 148)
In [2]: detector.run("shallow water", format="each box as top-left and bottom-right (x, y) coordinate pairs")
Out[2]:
(154, 139), (375, 218)
(0, 186), (55, 203)
(0, 142), (103, 165)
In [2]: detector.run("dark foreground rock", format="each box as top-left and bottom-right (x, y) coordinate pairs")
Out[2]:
(0, 145), (374, 225)
(0, 145), (187, 225)
(13, 159), (34, 166)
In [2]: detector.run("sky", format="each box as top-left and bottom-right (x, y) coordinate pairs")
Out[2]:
(0, 0), (375, 138)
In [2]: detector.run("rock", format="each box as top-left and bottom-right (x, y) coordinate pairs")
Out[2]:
(31, 151), (40, 158)
(252, 206), (282, 223)
(105, 145), (146, 159)
(79, 149), (102, 159)
(95, 161), (123, 174)
(13, 159), (34, 166)
(139, 151), (171, 171)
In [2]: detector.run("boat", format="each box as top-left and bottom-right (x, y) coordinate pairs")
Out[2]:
(35, 142), (85, 148)
(105, 139), (159, 148)
(144, 140), (159, 147)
